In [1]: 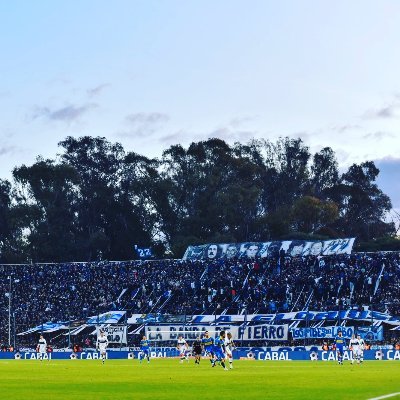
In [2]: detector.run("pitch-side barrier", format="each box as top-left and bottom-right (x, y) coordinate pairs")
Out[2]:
(0, 349), (399, 361)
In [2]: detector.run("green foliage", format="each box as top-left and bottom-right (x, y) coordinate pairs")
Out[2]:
(278, 231), (331, 241)
(0, 136), (396, 261)
(332, 161), (394, 241)
(291, 196), (339, 234)
(355, 236), (400, 252)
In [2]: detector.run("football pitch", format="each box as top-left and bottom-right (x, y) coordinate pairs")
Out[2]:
(1, 359), (399, 400)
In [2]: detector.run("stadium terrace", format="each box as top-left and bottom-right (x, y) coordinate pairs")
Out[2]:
(1, 251), (399, 351)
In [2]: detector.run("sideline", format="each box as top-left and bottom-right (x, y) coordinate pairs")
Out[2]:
(367, 393), (400, 400)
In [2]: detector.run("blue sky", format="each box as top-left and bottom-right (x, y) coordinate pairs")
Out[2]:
(0, 0), (399, 215)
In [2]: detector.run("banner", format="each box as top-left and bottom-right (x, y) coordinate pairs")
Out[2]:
(20, 309), (394, 337)
(237, 324), (289, 341)
(127, 314), (187, 324)
(134, 245), (152, 259)
(96, 325), (127, 344)
(145, 325), (233, 341)
(17, 322), (67, 336)
(145, 324), (288, 341)
(87, 311), (126, 325)
(1, 349), (400, 361)
(182, 238), (355, 260)
(186, 310), (400, 325)
(290, 326), (354, 339)
(356, 326), (384, 341)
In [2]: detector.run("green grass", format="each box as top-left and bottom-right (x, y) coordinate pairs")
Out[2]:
(1, 359), (399, 400)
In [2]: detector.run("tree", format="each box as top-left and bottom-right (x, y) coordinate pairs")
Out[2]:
(59, 136), (152, 260)
(310, 147), (339, 199)
(11, 158), (80, 262)
(160, 138), (266, 253)
(0, 179), (11, 261)
(262, 137), (311, 212)
(334, 161), (394, 240)
(291, 196), (339, 234)
(0, 135), (396, 260)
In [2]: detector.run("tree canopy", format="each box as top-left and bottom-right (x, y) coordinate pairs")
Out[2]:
(0, 136), (395, 262)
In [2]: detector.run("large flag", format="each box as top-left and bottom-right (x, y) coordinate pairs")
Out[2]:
(86, 311), (126, 325)
(18, 322), (67, 336)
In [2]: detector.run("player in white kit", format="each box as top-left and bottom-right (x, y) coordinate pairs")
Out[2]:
(177, 335), (189, 363)
(357, 334), (365, 363)
(96, 331), (109, 364)
(349, 334), (360, 364)
(224, 332), (236, 369)
(36, 334), (47, 361)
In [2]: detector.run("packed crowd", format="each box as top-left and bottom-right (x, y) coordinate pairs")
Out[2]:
(0, 251), (399, 346)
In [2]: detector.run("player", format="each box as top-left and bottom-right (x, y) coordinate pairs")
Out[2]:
(334, 330), (345, 365)
(177, 335), (189, 363)
(139, 335), (150, 364)
(96, 330), (109, 364)
(192, 335), (202, 365)
(224, 332), (236, 369)
(357, 334), (365, 363)
(201, 331), (215, 366)
(349, 334), (360, 365)
(36, 334), (47, 361)
(213, 331), (228, 370)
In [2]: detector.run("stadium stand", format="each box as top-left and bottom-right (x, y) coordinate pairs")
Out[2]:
(1, 252), (399, 349)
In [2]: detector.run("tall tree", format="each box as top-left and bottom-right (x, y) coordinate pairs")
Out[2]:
(160, 138), (266, 254)
(11, 158), (79, 262)
(0, 135), (396, 260)
(291, 196), (339, 234)
(335, 161), (394, 240)
(262, 137), (311, 211)
(310, 147), (339, 199)
(0, 179), (11, 261)
(59, 136), (151, 260)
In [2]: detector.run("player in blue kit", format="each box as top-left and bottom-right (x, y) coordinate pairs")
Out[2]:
(334, 330), (345, 365)
(201, 331), (215, 366)
(213, 331), (228, 371)
(139, 335), (150, 364)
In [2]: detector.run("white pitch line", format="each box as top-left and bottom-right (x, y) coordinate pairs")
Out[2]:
(367, 393), (400, 400)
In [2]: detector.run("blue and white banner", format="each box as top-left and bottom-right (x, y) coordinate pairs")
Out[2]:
(237, 324), (289, 341)
(356, 326), (384, 341)
(17, 322), (67, 336)
(145, 324), (289, 341)
(19, 309), (399, 338)
(127, 314), (186, 324)
(186, 310), (400, 325)
(87, 311), (125, 325)
(254, 350), (400, 361)
(182, 238), (355, 260)
(2, 349), (400, 361)
(134, 245), (152, 259)
(290, 326), (354, 339)
(145, 325), (233, 341)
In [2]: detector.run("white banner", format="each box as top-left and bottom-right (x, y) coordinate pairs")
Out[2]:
(237, 324), (289, 341)
(145, 324), (289, 341)
(183, 238), (355, 260)
(145, 325), (233, 341)
(290, 326), (354, 339)
(96, 325), (127, 344)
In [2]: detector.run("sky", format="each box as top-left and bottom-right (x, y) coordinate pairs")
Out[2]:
(0, 0), (399, 218)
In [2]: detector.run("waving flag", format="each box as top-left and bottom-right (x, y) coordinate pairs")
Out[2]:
(18, 322), (67, 336)
(86, 311), (126, 325)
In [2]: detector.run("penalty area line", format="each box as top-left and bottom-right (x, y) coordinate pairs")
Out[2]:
(367, 393), (400, 400)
